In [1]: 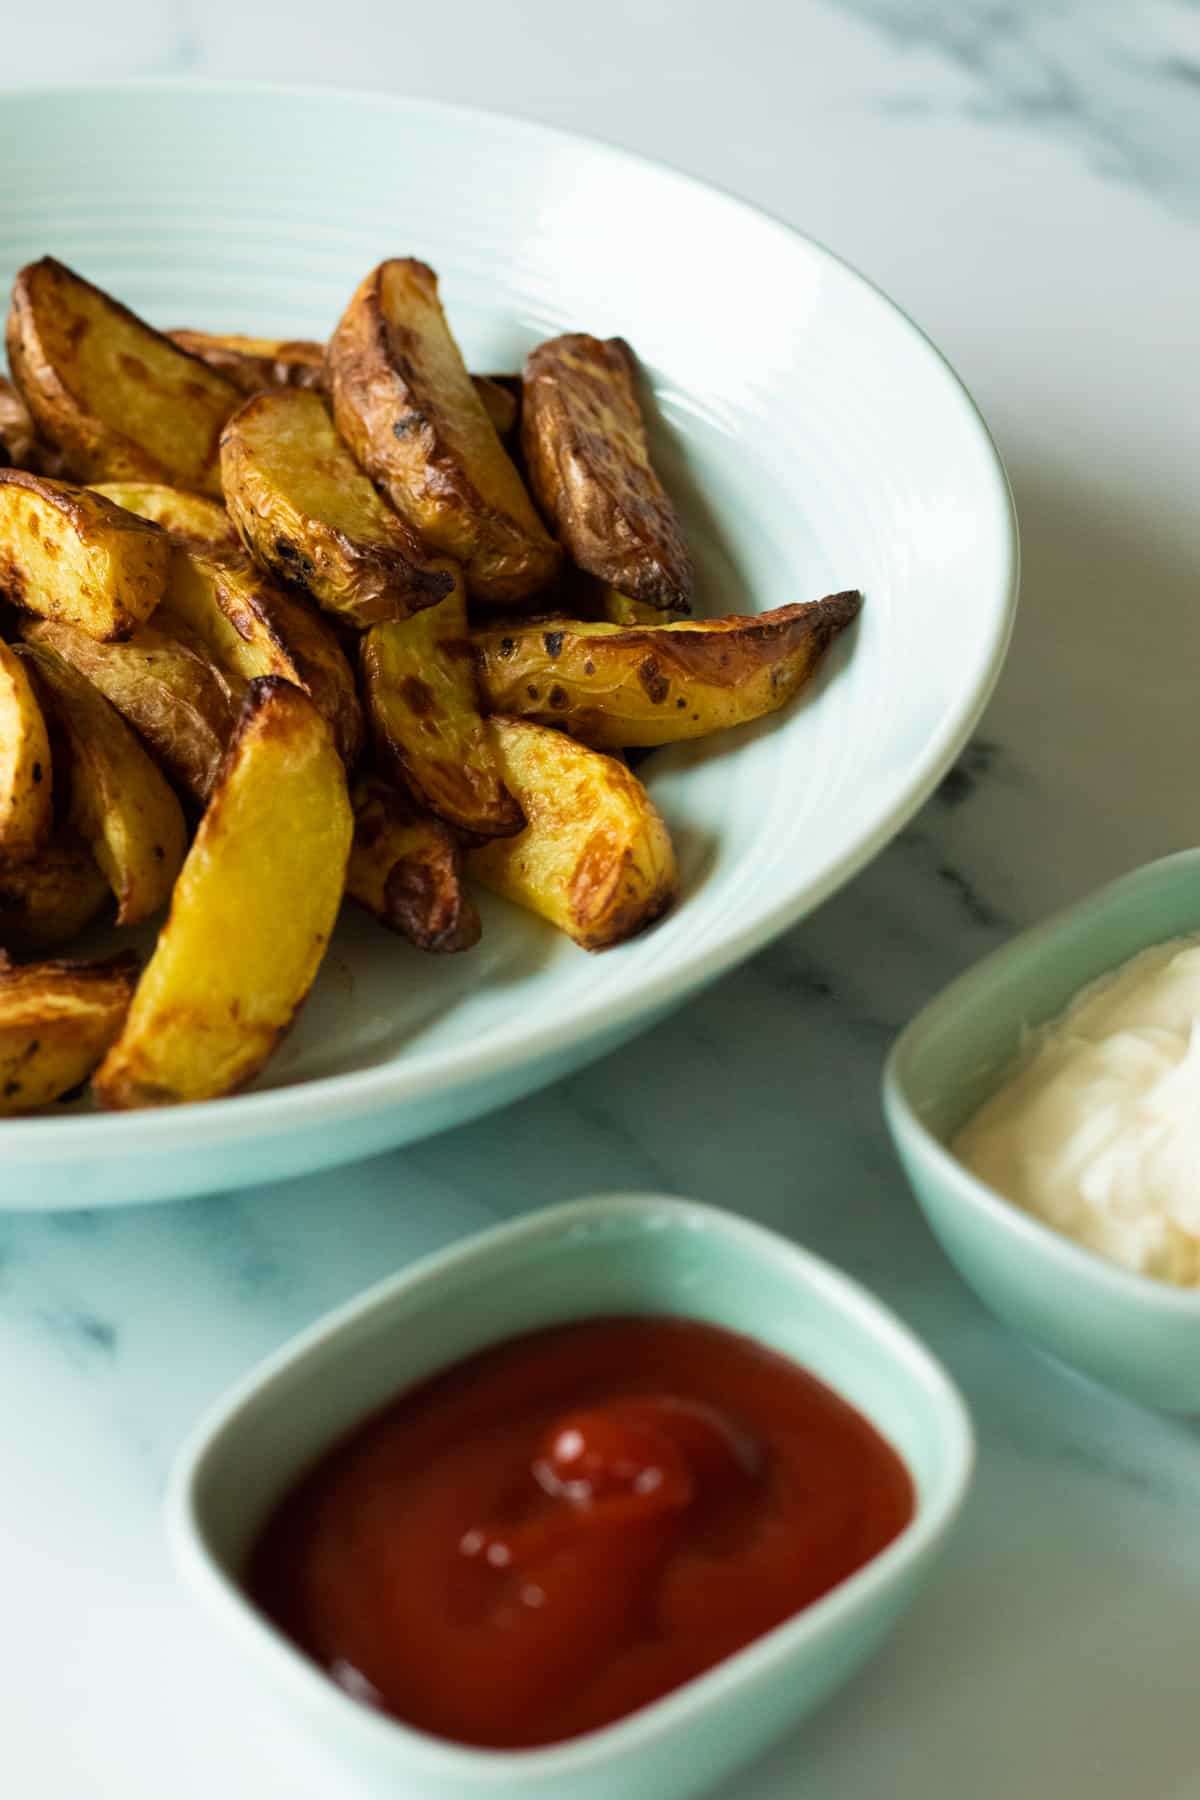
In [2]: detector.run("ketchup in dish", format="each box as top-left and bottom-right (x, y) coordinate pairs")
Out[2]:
(247, 1317), (913, 1749)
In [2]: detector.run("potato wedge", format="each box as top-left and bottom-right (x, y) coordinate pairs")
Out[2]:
(473, 374), (519, 441)
(0, 834), (110, 952)
(168, 330), (326, 394)
(0, 375), (38, 470)
(326, 259), (561, 604)
(522, 334), (692, 611)
(91, 481), (239, 551)
(22, 616), (240, 802)
(170, 328), (513, 432)
(360, 565), (521, 837)
(220, 389), (453, 626)
(93, 678), (352, 1108)
(348, 775), (481, 954)
(0, 470), (171, 639)
(0, 640), (53, 860)
(6, 258), (241, 495)
(598, 586), (689, 626)
(473, 593), (862, 748)
(162, 546), (363, 765)
(466, 717), (677, 949)
(20, 643), (186, 925)
(0, 952), (137, 1114)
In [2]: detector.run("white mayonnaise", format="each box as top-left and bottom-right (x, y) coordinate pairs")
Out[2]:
(954, 936), (1200, 1286)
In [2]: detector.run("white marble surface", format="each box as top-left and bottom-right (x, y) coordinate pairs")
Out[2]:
(4, 2), (1200, 1794)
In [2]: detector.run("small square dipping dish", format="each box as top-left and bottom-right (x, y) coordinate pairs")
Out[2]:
(167, 1193), (972, 1800)
(884, 849), (1200, 1413)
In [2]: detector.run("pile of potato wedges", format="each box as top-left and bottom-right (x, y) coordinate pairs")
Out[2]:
(0, 254), (861, 1114)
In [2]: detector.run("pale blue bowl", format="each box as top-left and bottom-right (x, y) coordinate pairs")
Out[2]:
(884, 849), (1200, 1413)
(168, 1194), (972, 1800)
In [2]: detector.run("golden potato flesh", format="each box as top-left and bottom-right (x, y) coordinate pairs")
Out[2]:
(522, 334), (692, 612)
(466, 717), (678, 950)
(220, 389), (453, 626)
(168, 330), (326, 394)
(93, 678), (353, 1109)
(360, 565), (521, 838)
(6, 258), (241, 495)
(91, 481), (239, 552)
(473, 593), (862, 748)
(162, 546), (363, 766)
(0, 952), (137, 1115)
(348, 775), (481, 954)
(326, 259), (561, 605)
(472, 375), (519, 440)
(20, 643), (186, 926)
(0, 640), (53, 861)
(0, 470), (171, 640)
(0, 834), (110, 953)
(22, 616), (240, 803)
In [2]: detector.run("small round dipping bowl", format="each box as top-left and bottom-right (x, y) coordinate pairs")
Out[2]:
(884, 849), (1200, 1412)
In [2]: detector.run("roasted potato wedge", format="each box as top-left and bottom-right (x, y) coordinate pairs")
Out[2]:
(361, 564), (521, 837)
(348, 776), (481, 954)
(168, 330), (326, 394)
(522, 334), (692, 611)
(0, 470), (171, 640)
(169, 327), (514, 433)
(219, 389), (453, 626)
(326, 259), (561, 605)
(162, 546), (363, 765)
(466, 717), (677, 949)
(472, 374), (519, 440)
(0, 374), (38, 470)
(91, 481), (239, 551)
(0, 952), (137, 1114)
(597, 586), (689, 626)
(473, 593), (862, 748)
(20, 643), (186, 925)
(22, 616), (240, 802)
(0, 833), (110, 952)
(0, 640), (52, 860)
(6, 258), (241, 495)
(93, 678), (352, 1108)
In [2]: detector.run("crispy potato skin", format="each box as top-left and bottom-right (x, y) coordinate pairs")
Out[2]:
(169, 329), (516, 435)
(168, 331), (327, 394)
(90, 481), (239, 552)
(348, 776), (481, 953)
(0, 375), (41, 471)
(466, 717), (677, 949)
(0, 833), (110, 952)
(361, 564), (522, 837)
(93, 678), (353, 1109)
(6, 259), (242, 496)
(20, 643), (187, 925)
(0, 470), (171, 640)
(474, 593), (862, 748)
(162, 546), (363, 766)
(22, 615), (240, 802)
(0, 951), (137, 1114)
(220, 390), (453, 626)
(522, 334), (692, 611)
(0, 640), (53, 861)
(326, 259), (561, 605)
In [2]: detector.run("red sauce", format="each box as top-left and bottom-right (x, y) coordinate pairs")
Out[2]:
(247, 1318), (914, 1749)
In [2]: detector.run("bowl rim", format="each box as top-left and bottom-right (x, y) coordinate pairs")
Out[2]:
(166, 1191), (975, 1778)
(883, 846), (1200, 1315)
(0, 76), (1021, 1162)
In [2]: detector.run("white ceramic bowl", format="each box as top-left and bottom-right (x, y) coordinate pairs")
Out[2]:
(0, 83), (1018, 1208)
(168, 1193), (973, 1800)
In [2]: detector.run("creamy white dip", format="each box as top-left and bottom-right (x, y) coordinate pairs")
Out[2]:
(954, 936), (1200, 1286)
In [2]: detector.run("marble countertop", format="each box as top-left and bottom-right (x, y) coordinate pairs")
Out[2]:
(4, 3), (1200, 1794)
